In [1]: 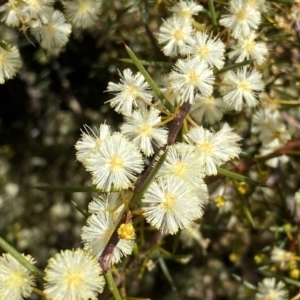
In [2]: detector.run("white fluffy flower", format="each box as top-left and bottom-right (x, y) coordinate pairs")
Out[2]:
(157, 144), (205, 187)
(220, 67), (264, 111)
(43, 248), (105, 300)
(142, 176), (206, 234)
(0, 1), (21, 27)
(107, 68), (152, 116)
(228, 31), (268, 65)
(182, 31), (225, 69)
(85, 133), (144, 191)
(0, 43), (22, 84)
(190, 94), (227, 124)
(185, 123), (241, 175)
(251, 109), (291, 145)
(65, 0), (102, 28)
(169, 58), (214, 103)
(32, 10), (72, 50)
(21, 0), (54, 28)
(256, 278), (288, 300)
(169, 0), (203, 21)
(259, 139), (290, 168)
(0, 253), (36, 300)
(121, 107), (168, 156)
(75, 124), (111, 165)
(156, 15), (194, 57)
(219, 0), (261, 39)
(88, 193), (124, 214)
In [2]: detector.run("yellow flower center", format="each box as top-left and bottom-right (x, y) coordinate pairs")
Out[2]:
(197, 140), (213, 154)
(65, 271), (84, 288)
(117, 223), (135, 240)
(173, 161), (187, 177)
(197, 45), (210, 58)
(265, 290), (277, 300)
(235, 9), (247, 22)
(180, 10), (192, 19)
(173, 29), (184, 41)
(110, 154), (124, 171)
(9, 270), (26, 289)
(238, 80), (251, 92)
(28, 0), (42, 11)
(187, 69), (200, 85)
(78, 2), (90, 13)
(162, 194), (177, 211)
(244, 41), (255, 54)
(124, 85), (138, 98)
(138, 124), (152, 137)
(203, 96), (215, 108)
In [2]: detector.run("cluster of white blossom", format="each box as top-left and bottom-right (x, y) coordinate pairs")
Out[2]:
(0, 0), (102, 83)
(0, 0), (297, 299)
(252, 108), (291, 167)
(255, 277), (288, 300)
(73, 0), (252, 275)
(0, 249), (106, 300)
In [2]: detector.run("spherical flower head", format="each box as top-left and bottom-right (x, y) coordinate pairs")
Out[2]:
(251, 109), (290, 145)
(142, 176), (206, 234)
(43, 248), (105, 300)
(81, 211), (135, 265)
(169, 58), (214, 104)
(220, 67), (264, 111)
(182, 31), (225, 69)
(106, 68), (152, 116)
(120, 107), (168, 157)
(75, 123), (111, 165)
(246, 0), (268, 13)
(65, 0), (102, 29)
(32, 10), (71, 50)
(219, 0), (261, 39)
(190, 94), (227, 125)
(0, 253), (36, 300)
(185, 123), (241, 175)
(21, 0), (54, 28)
(157, 144), (205, 187)
(169, 0), (203, 21)
(228, 31), (268, 65)
(156, 15), (194, 57)
(0, 1), (21, 27)
(259, 139), (290, 168)
(85, 133), (144, 191)
(88, 193), (124, 214)
(271, 247), (295, 269)
(0, 43), (22, 84)
(255, 278), (288, 300)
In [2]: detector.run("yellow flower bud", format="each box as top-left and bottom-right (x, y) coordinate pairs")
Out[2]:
(117, 223), (135, 240)
(214, 196), (226, 207)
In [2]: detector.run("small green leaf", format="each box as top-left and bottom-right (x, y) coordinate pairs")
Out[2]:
(71, 201), (90, 218)
(130, 150), (168, 210)
(217, 167), (265, 186)
(158, 258), (178, 293)
(208, 0), (217, 27)
(232, 274), (256, 290)
(216, 60), (253, 75)
(119, 58), (173, 68)
(33, 185), (107, 193)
